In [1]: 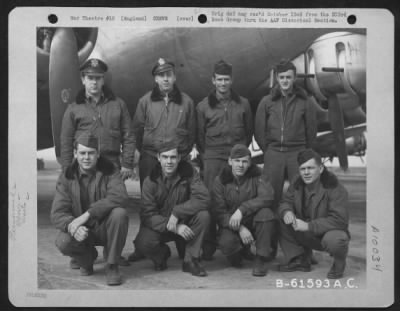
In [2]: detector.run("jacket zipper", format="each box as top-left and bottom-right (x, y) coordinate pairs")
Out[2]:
(280, 98), (285, 151)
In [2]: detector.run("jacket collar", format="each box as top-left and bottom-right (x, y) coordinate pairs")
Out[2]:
(150, 84), (182, 104)
(292, 168), (339, 190)
(65, 156), (116, 180)
(76, 85), (116, 105)
(208, 89), (241, 108)
(149, 160), (194, 183)
(270, 84), (308, 101)
(219, 163), (261, 185)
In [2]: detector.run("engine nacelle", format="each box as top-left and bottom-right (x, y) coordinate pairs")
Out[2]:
(36, 28), (98, 85)
(292, 32), (366, 104)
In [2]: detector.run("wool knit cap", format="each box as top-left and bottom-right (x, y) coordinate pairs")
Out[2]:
(229, 144), (251, 159)
(75, 132), (99, 150)
(157, 139), (180, 154)
(214, 60), (233, 75)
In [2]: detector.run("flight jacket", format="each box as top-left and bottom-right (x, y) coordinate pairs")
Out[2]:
(51, 156), (129, 233)
(212, 164), (275, 229)
(254, 85), (317, 152)
(278, 169), (349, 236)
(132, 85), (196, 158)
(60, 86), (135, 169)
(140, 161), (210, 233)
(196, 90), (253, 160)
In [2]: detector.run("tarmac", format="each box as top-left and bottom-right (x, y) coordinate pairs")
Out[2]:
(37, 165), (366, 290)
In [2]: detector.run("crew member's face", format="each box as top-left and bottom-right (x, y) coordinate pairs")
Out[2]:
(81, 73), (105, 96)
(276, 69), (295, 92)
(229, 155), (251, 178)
(158, 148), (181, 177)
(74, 144), (99, 173)
(212, 74), (233, 95)
(154, 70), (176, 93)
(299, 158), (323, 185)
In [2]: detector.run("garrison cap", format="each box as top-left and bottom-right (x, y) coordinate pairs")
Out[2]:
(297, 148), (322, 166)
(75, 132), (99, 150)
(80, 58), (108, 75)
(230, 144), (251, 159)
(275, 59), (297, 74)
(152, 58), (175, 76)
(214, 60), (233, 75)
(157, 140), (180, 154)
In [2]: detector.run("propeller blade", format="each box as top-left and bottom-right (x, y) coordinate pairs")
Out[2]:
(49, 28), (81, 162)
(327, 94), (348, 170)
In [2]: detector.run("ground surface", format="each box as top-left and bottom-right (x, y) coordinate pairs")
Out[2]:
(37, 166), (366, 290)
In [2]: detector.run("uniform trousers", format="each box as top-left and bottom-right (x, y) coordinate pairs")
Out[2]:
(202, 158), (227, 257)
(218, 208), (275, 258)
(279, 219), (349, 264)
(263, 148), (304, 254)
(55, 207), (129, 268)
(263, 148), (303, 207)
(135, 210), (210, 264)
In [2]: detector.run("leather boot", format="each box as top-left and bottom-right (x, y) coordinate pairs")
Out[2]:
(106, 264), (122, 286)
(252, 255), (268, 277)
(327, 257), (346, 279)
(182, 258), (207, 277)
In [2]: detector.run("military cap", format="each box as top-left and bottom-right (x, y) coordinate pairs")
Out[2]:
(297, 148), (322, 166)
(275, 59), (297, 74)
(75, 132), (99, 150)
(152, 58), (175, 76)
(230, 144), (251, 159)
(157, 139), (180, 154)
(214, 60), (233, 75)
(80, 58), (108, 75)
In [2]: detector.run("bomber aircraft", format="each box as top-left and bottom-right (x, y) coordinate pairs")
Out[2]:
(36, 27), (366, 170)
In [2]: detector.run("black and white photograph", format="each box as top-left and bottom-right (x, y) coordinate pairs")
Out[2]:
(9, 7), (394, 307)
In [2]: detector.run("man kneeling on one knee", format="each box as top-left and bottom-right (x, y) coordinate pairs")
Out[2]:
(278, 148), (350, 279)
(213, 144), (275, 277)
(134, 142), (211, 277)
(51, 132), (129, 286)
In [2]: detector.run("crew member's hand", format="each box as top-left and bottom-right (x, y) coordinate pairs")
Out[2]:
(176, 224), (195, 241)
(239, 225), (254, 245)
(190, 146), (199, 161)
(68, 212), (90, 236)
(293, 218), (309, 232)
(73, 226), (89, 242)
(120, 166), (133, 181)
(283, 211), (296, 225)
(229, 209), (243, 231)
(166, 214), (179, 233)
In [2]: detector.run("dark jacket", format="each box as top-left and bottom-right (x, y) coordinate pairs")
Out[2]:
(60, 86), (135, 169)
(51, 157), (129, 233)
(254, 85), (317, 152)
(278, 169), (349, 236)
(196, 90), (253, 160)
(132, 85), (195, 157)
(141, 161), (210, 233)
(213, 164), (275, 228)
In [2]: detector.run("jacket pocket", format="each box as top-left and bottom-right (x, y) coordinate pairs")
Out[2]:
(175, 128), (189, 149)
(205, 126), (223, 147)
(143, 127), (158, 149)
(101, 128), (121, 152)
(232, 125), (246, 143)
